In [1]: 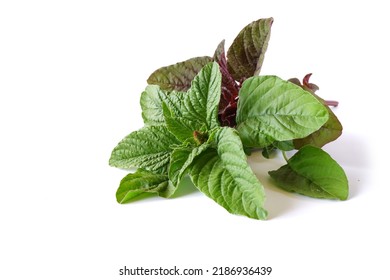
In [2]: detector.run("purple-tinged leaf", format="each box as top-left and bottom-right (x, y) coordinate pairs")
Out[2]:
(147, 56), (213, 91)
(291, 74), (338, 106)
(227, 18), (273, 81)
(302, 73), (320, 93)
(213, 40), (226, 62)
(213, 40), (240, 127)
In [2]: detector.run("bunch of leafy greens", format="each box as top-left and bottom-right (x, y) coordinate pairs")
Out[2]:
(109, 18), (348, 220)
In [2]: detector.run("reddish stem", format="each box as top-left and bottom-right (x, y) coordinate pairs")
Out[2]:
(325, 100), (339, 107)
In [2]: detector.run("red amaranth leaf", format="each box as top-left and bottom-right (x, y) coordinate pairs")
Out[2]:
(213, 40), (240, 127)
(227, 18), (273, 81)
(290, 74), (338, 107)
(303, 73), (320, 93)
(147, 56), (213, 91)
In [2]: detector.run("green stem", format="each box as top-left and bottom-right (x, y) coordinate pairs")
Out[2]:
(282, 150), (289, 163)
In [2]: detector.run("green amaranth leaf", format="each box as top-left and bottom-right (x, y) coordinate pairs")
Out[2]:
(293, 104), (343, 148)
(293, 92), (343, 148)
(269, 145), (348, 200)
(162, 102), (202, 144)
(168, 143), (210, 188)
(236, 76), (329, 148)
(189, 127), (267, 220)
(147, 56), (213, 91)
(181, 62), (222, 130)
(162, 62), (222, 142)
(288, 75), (343, 148)
(261, 140), (294, 159)
(227, 17), (273, 81)
(140, 85), (184, 126)
(109, 125), (180, 174)
(274, 140), (295, 151)
(116, 169), (173, 204)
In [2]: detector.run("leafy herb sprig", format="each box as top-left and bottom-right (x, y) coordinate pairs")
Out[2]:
(109, 18), (348, 220)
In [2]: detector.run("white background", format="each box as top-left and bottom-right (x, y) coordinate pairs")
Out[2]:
(1, 0), (388, 279)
